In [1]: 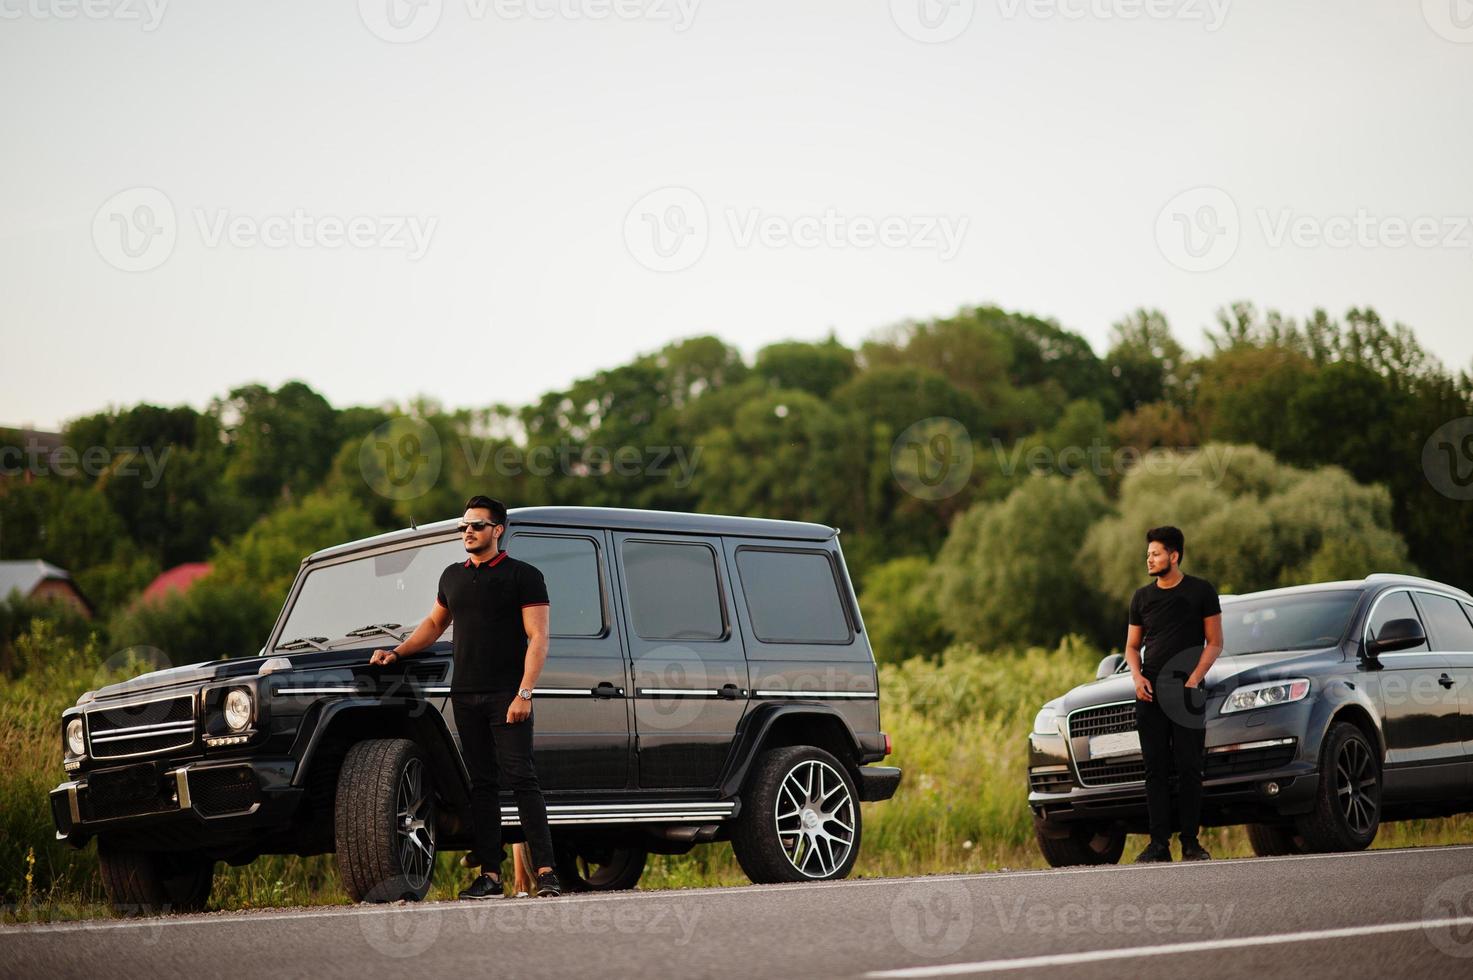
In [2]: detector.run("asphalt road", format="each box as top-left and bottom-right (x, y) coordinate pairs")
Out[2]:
(7, 846), (1473, 979)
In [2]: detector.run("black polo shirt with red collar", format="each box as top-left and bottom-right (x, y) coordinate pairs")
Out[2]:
(437, 549), (549, 694)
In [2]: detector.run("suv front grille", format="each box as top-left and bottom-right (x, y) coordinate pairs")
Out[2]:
(1075, 743), (1299, 787)
(79, 763), (180, 821)
(86, 695), (196, 759)
(1067, 703), (1136, 740)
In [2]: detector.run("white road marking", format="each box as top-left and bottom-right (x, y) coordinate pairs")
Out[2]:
(864, 916), (1473, 977)
(8, 843), (1473, 934)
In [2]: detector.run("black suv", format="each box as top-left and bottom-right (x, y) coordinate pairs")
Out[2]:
(50, 507), (900, 912)
(1029, 574), (1473, 865)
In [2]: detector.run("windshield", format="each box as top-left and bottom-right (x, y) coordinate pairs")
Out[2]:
(1220, 590), (1360, 655)
(273, 538), (467, 651)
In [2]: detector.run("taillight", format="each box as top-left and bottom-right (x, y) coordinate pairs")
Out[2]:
(883, 733), (893, 756)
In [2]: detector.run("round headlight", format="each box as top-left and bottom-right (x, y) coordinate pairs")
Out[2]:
(66, 718), (85, 757)
(224, 688), (254, 732)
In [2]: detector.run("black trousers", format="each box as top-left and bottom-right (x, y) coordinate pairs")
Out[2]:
(1134, 675), (1208, 845)
(451, 691), (556, 874)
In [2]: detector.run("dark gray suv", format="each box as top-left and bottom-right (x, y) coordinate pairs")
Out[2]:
(51, 507), (900, 913)
(1028, 573), (1473, 865)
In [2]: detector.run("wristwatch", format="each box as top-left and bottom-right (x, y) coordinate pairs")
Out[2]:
(517, 688), (533, 701)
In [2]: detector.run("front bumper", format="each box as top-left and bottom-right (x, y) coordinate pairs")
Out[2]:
(50, 757), (302, 849)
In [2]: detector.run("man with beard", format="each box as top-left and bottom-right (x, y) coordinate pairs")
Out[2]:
(1126, 525), (1223, 863)
(370, 495), (561, 898)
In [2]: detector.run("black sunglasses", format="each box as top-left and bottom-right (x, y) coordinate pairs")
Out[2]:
(457, 520), (501, 533)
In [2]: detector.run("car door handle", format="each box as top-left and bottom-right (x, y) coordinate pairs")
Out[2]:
(717, 683), (744, 700)
(1439, 673), (1455, 689)
(591, 681), (624, 698)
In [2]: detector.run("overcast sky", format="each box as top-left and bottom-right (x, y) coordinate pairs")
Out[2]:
(3, 1), (1472, 432)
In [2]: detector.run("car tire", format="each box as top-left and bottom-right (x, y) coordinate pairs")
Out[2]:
(732, 745), (861, 884)
(1033, 818), (1126, 867)
(97, 842), (214, 915)
(1245, 822), (1306, 857)
(1294, 722), (1380, 853)
(554, 840), (648, 892)
(334, 738), (437, 902)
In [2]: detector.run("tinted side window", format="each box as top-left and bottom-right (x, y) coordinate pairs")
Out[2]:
(736, 549), (852, 644)
(624, 541), (725, 641)
(510, 535), (604, 637)
(1415, 593), (1473, 652)
(1367, 590), (1429, 652)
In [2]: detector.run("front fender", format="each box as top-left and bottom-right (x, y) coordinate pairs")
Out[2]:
(291, 697), (471, 805)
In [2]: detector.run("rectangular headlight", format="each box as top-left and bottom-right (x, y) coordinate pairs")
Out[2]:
(1221, 678), (1311, 714)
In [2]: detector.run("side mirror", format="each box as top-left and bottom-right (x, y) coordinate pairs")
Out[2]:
(1366, 617), (1427, 657)
(1096, 654), (1125, 680)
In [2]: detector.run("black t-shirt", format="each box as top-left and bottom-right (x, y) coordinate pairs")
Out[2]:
(1129, 574), (1221, 682)
(437, 550), (549, 693)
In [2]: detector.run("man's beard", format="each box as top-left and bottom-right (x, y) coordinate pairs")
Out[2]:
(1149, 565), (1167, 578)
(465, 539), (493, 555)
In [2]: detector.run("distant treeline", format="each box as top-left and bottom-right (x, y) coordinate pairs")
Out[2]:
(2, 301), (1469, 666)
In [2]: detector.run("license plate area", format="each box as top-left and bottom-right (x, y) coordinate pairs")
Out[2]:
(1088, 731), (1141, 759)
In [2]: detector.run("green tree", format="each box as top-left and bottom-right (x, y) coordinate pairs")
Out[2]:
(858, 555), (951, 663)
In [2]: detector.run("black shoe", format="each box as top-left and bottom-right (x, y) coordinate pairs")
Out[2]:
(535, 869), (562, 898)
(1135, 841), (1173, 863)
(1180, 840), (1212, 861)
(458, 873), (505, 899)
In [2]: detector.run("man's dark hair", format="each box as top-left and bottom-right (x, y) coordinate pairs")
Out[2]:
(464, 495), (508, 526)
(1146, 525), (1185, 563)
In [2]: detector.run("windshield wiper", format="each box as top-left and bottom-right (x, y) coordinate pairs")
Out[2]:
(277, 636), (330, 652)
(343, 623), (409, 643)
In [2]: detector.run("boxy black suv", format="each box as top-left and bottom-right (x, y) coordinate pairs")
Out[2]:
(50, 507), (900, 912)
(1029, 574), (1473, 865)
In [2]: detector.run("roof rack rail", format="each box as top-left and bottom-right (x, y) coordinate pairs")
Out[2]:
(1364, 573), (1473, 599)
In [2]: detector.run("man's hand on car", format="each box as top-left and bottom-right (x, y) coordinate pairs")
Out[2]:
(369, 649), (399, 666)
(1133, 671), (1153, 702)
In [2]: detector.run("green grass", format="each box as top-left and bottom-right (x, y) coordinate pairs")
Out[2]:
(3, 628), (1469, 922)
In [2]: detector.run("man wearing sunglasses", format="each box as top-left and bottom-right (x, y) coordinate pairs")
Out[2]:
(369, 495), (561, 899)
